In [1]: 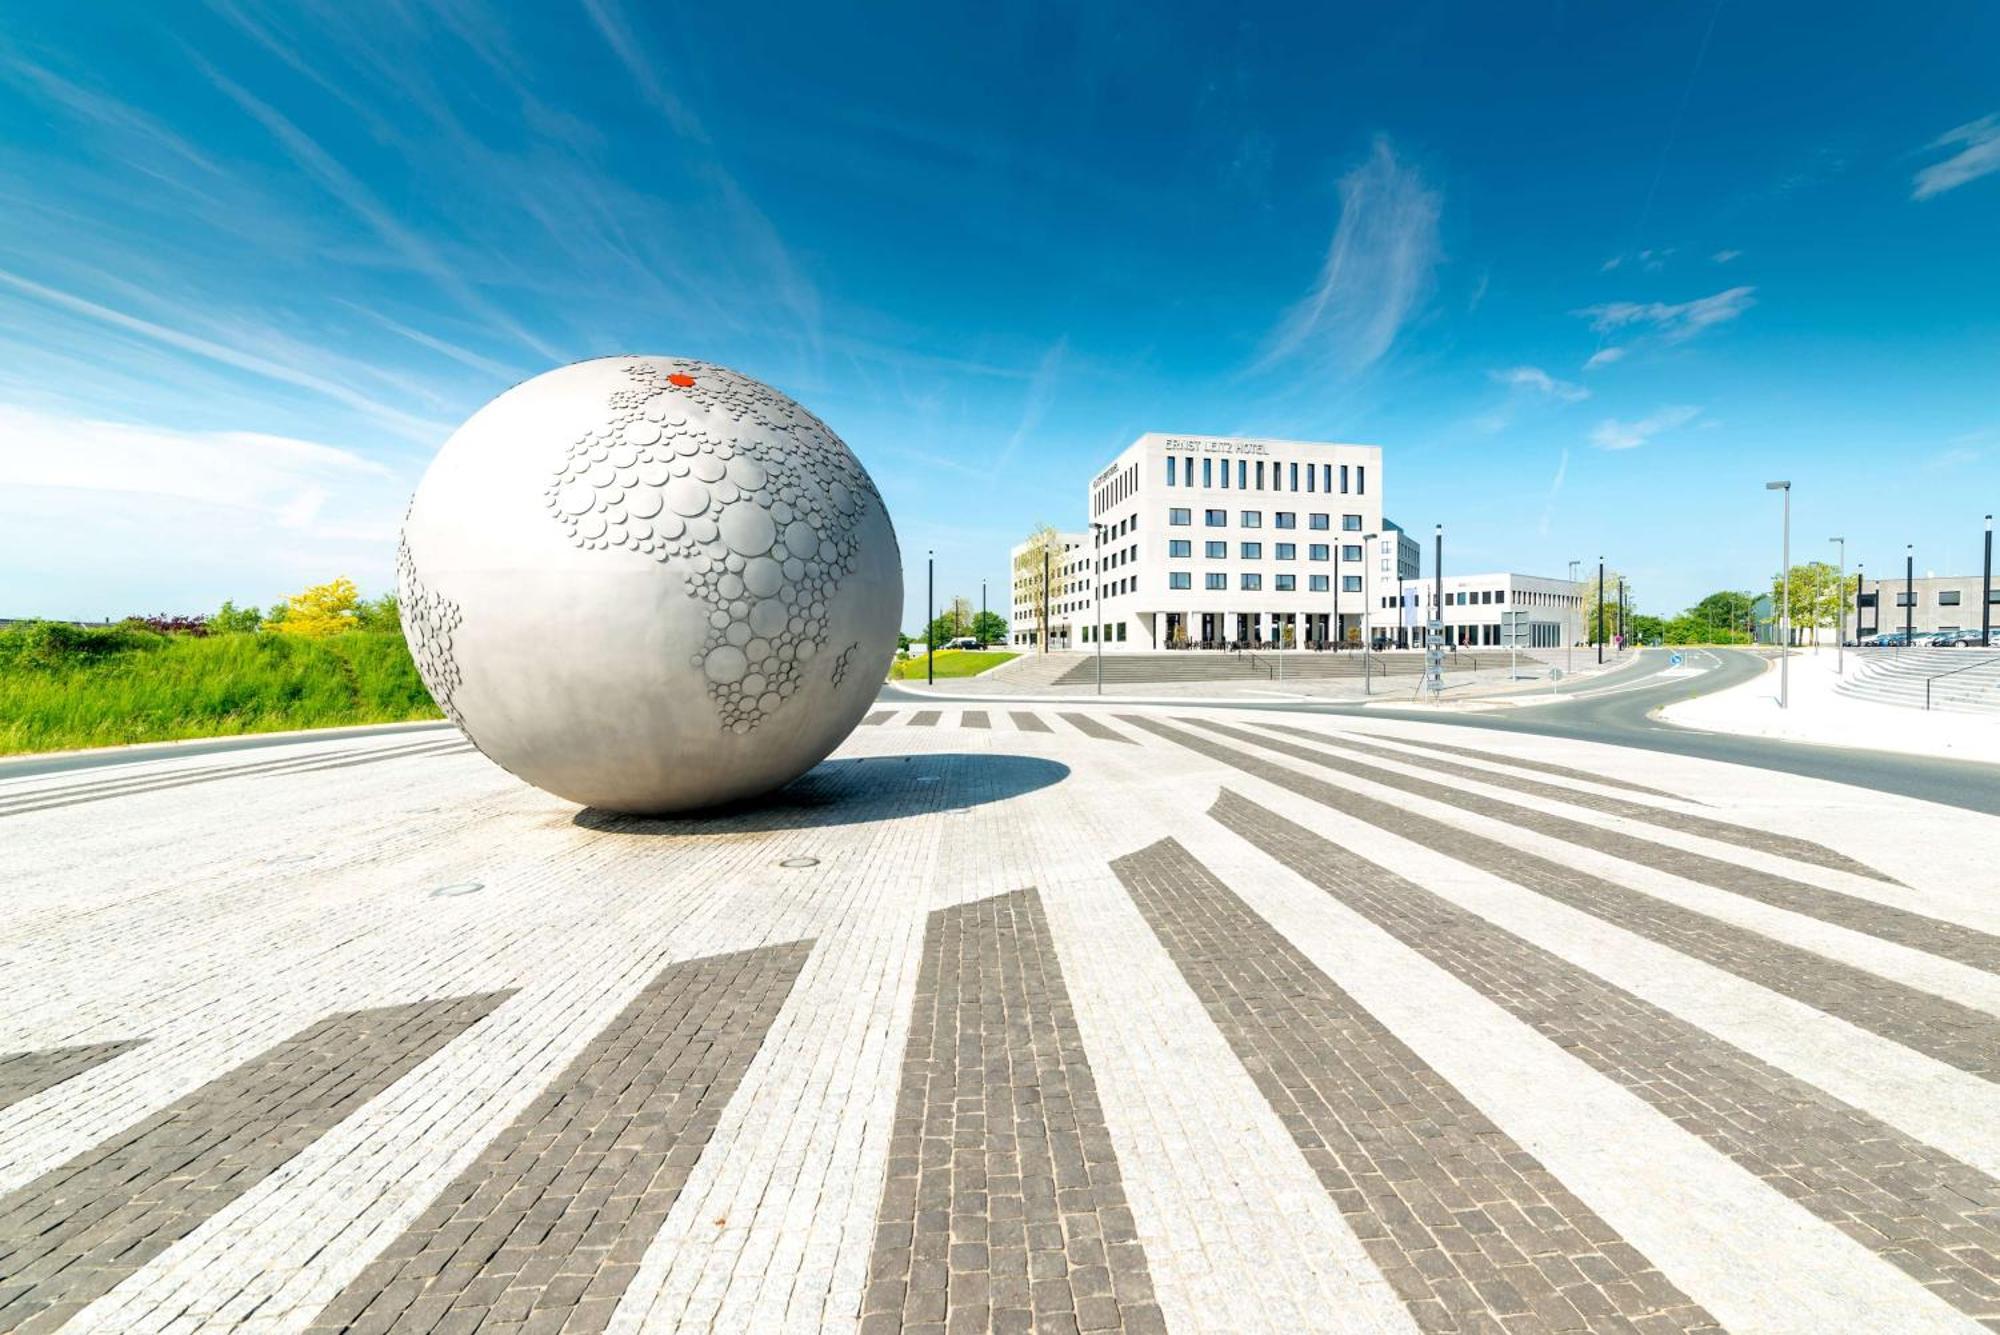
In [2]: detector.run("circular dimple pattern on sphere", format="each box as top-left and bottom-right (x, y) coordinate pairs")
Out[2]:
(537, 358), (886, 735)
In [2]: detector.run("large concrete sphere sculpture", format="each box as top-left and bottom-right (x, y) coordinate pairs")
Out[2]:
(397, 356), (902, 813)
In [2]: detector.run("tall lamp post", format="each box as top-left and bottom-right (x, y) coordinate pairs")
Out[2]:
(1435, 524), (1444, 651)
(1567, 559), (1579, 673)
(926, 549), (935, 687)
(1904, 543), (1914, 649)
(1617, 578), (1626, 650)
(1596, 556), (1605, 665)
(1856, 564), (1864, 642)
(1041, 548), (1050, 653)
(1983, 515), (1993, 648)
(1090, 522), (1105, 696)
(1829, 536), (1845, 673)
(1362, 532), (1378, 695)
(1765, 481), (1790, 708)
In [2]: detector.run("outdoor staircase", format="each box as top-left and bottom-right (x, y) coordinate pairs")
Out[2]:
(1832, 648), (2000, 714)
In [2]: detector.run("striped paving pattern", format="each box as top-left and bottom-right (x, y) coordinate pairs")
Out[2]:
(4, 704), (1995, 1332)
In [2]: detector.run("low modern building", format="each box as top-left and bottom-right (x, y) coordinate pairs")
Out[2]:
(1854, 572), (2000, 638)
(1007, 530), (1089, 647)
(1387, 572), (1589, 648)
(1067, 432), (1390, 650)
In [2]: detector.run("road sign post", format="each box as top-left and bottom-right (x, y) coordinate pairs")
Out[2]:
(1423, 619), (1445, 702)
(1501, 610), (1531, 679)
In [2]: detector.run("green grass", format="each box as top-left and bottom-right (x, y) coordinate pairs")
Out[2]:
(0, 622), (442, 756)
(887, 649), (1019, 681)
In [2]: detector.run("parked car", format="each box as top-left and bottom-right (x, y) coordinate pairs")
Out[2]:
(1939, 629), (1999, 647)
(943, 636), (982, 651)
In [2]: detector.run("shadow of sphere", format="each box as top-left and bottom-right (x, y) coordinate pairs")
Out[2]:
(571, 752), (1070, 836)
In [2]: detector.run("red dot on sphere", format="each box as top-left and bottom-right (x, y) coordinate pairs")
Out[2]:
(668, 373), (696, 387)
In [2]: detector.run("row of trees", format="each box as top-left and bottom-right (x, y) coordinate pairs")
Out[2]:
(126, 578), (401, 639)
(922, 595), (1006, 650)
(1584, 563), (1857, 649)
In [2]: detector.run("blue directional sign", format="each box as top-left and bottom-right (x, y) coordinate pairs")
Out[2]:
(1669, 652), (1684, 667)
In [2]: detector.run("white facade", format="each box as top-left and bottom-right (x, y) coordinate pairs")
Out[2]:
(1080, 432), (1386, 649)
(1385, 571), (1587, 648)
(1007, 531), (1089, 647)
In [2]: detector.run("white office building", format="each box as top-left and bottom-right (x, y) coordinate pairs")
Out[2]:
(1067, 432), (1390, 650)
(1006, 531), (1089, 647)
(1388, 571), (1587, 648)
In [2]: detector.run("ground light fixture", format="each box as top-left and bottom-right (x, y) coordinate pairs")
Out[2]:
(1766, 481), (1790, 709)
(428, 881), (484, 898)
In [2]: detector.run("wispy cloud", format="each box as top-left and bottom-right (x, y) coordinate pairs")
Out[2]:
(2, 59), (222, 178)
(1259, 138), (1441, 376)
(1574, 286), (1754, 342)
(1912, 114), (2000, 200)
(1489, 366), (1588, 402)
(0, 267), (450, 442)
(1589, 404), (1701, 451)
(991, 339), (1068, 476)
(1712, 249), (1742, 264)
(1538, 448), (1569, 536)
(193, 56), (567, 364)
(1599, 248), (1675, 274)
(1583, 347), (1627, 371)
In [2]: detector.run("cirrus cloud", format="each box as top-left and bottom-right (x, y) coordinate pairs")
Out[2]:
(1912, 114), (2000, 200)
(1589, 404), (1701, 451)
(1574, 286), (1755, 343)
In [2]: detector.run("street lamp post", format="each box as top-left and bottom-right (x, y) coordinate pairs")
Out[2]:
(1090, 522), (1105, 696)
(1362, 533), (1377, 695)
(1596, 557), (1604, 666)
(1041, 548), (1050, 654)
(1983, 515), (1993, 648)
(926, 549), (935, 687)
(1830, 536), (1845, 673)
(1765, 481), (1790, 708)
(1856, 564), (1864, 642)
(1617, 578), (1625, 650)
(1435, 523), (1444, 651)
(1905, 543), (1915, 648)
(1567, 558), (1579, 673)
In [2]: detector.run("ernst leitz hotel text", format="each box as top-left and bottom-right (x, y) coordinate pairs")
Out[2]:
(1028, 432), (1419, 651)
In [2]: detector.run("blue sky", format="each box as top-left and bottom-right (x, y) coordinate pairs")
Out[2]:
(2, 2), (1996, 627)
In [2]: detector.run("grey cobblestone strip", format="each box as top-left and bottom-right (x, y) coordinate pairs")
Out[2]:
(1010, 712), (1053, 734)
(1112, 836), (1719, 1334)
(0, 992), (510, 1334)
(866, 888), (1163, 1335)
(1387, 736), (1688, 802)
(1255, 720), (1890, 882)
(864, 710), (893, 725)
(308, 942), (811, 1335)
(1206, 788), (2000, 1328)
(1150, 716), (2000, 1078)
(0, 740), (473, 820)
(1058, 714), (1135, 745)
(909, 710), (943, 728)
(0, 1040), (144, 1114)
(962, 711), (991, 729)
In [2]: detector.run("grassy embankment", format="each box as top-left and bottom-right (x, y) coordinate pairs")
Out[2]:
(886, 649), (1019, 681)
(0, 621), (441, 757)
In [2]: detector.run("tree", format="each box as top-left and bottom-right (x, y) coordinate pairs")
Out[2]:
(1575, 568), (1632, 643)
(945, 596), (973, 637)
(1688, 590), (1755, 641)
(212, 600), (263, 634)
(270, 577), (362, 637)
(1012, 523), (1069, 653)
(971, 610), (1007, 645)
(1770, 561), (1841, 646)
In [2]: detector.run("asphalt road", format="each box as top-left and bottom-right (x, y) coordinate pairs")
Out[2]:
(9, 647), (1997, 814)
(887, 646), (2000, 816)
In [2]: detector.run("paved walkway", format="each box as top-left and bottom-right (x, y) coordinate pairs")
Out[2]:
(3, 708), (1997, 1332)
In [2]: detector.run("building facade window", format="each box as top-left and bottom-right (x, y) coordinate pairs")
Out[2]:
(1309, 544), (1329, 561)
(1168, 539), (1191, 558)
(1205, 509), (1226, 526)
(1309, 575), (1330, 592)
(1205, 573), (1227, 590)
(1276, 575), (1297, 592)
(1240, 542), (1262, 559)
(1169, 571), (1191, 590)
(1205, 540), (1226, 558)
(1341, 545), (1361, 562)
(1897, 592), (1916, 607)
(1342, 576), (1362, 592)
(1169, 507), (1190, 525)
(1203, 457), (1213, 487)
(1255, 461), (1265, 490)
(1167, 456), (1177, 486)
(1240, 510), (1261, 528)
(1276, 543), (1296, 560)
(1289, 462), (1299, 491)
(1940, 590), (1962, 605)
(1237, 460), (1247, 489)
(1241, 573), (1262, 591)
(1342, 514), (1362, 531)
(1275, 512), (1296, 529)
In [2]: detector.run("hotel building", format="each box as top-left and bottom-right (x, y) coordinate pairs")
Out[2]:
(1017, 432), (1397, 650)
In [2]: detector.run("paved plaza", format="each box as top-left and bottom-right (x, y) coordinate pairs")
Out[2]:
(4, 706), (2000, 1333)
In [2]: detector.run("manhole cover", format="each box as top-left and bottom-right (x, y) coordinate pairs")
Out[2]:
(429, 881), (485, 898)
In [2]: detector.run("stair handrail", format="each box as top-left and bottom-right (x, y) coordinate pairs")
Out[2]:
(1923, 652), (2000, 711)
